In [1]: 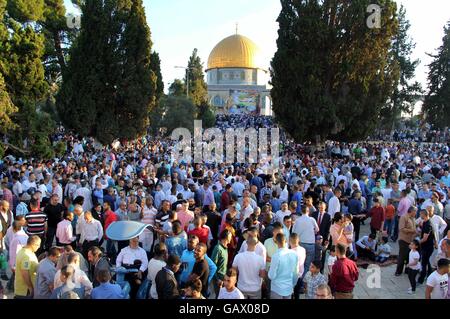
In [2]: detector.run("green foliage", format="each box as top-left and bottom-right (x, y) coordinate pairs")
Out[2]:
(169, 79), (186, 97)
(0, 0), (56, 159)
(271, 0), (399, 143)
(423, 22), (450, 128)
(198, 101), (215, 128)
(57, 0), (157, 145)
(54, 140), (66, 157)
(6, 0), (45, 22)
(160, 96), (196, 133)
(0, 73), (17, 134)
(29, 112), (56, 158)
(381, 5), (423, 130)
(185, 48), (208, 106)
(150, 51), (164, 103)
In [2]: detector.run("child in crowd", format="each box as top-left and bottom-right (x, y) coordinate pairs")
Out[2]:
(217, 269), (244, 299)
(344, 214), (355, 256)
(314, 235), (324, 267)
(384, 198), (395, 239)
(406, 239), (421, 295)
(303, 261), (327, 299)
(375, 237), (391, 263)
(327, 246), (337, 276)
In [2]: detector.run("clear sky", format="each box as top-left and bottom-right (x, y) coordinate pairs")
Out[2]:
(64, 0), (450, 95)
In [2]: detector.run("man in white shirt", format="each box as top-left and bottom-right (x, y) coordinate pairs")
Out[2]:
(239, 197), (254, 229)
(147, 243), (167, 299)
(73, 180), (93, 212)
(238, 227), (267, 262)
(425, 258), (449, 299)
(56, 211), (77, 247)
(12, 175), (23, 198)
(21, 173), (37, 193)
(327, 188), (341, 218)
(80, 211), (103, 257)
(54, 252), (93, 296)
(275, 202), (291, 224)
(292, 206), (319, 276)
(116, 236), (149, 299)
(232, 237), (266, 299)
(232, 177), (245, 198)
(51, 179), (63, 204)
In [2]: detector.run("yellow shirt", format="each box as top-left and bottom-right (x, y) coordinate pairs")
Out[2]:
(14, 247), (38, 297)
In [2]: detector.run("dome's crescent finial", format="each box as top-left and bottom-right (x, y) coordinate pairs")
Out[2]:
(235, 22), (238, 35)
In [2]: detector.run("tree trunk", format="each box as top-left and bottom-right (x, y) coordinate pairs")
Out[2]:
(53, 30), (66, 72)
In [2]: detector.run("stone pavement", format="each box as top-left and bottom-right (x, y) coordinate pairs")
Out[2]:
(346, 222), (425, 299)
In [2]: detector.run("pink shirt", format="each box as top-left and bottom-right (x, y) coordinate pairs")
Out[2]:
(2, 188), (13, 209)
(8, 230), (29, 269)
(177, 210), (194, 230)
(397, 197), (411, 217)
(56, 219), (76, 244)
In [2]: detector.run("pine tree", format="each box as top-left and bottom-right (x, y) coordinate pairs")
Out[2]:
(57, 0), (157, 144)
(423, 22), (450, 128)
(381, 5), (422, 130)
(271, 0), (399, 143)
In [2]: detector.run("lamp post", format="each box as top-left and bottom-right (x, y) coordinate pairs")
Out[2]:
(175, 66), (189, 99)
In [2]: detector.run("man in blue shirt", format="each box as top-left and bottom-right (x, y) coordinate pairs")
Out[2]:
(180, 235), (217, 287)
(91, 269), (127, 299)
(291, 184), (303, 214)
(268, 233), (298, 299)
(348, 191), (365, 241)
(441, 171), (450, 188)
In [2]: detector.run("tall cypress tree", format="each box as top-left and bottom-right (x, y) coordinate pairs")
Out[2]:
(185, 48), (214, 127)
(150, 51), (164, 103)
(185, 48), (208, 106)
(115, 0), (156, 141)
(423, 22), (450, 128)
(271, 0), (399, 143)
(381, 5), (422, 130)
(57, 0), (157, 144)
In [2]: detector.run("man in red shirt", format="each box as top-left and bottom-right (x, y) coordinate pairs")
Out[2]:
(220, 185), (233, 212)
(329, 243), (359, 299)
(103, 201), (118, 260)
(187, 215), (210, 247)
(368, 198), (385, 236)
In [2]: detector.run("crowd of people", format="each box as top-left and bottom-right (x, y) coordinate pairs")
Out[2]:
(0, 116), (449, 300)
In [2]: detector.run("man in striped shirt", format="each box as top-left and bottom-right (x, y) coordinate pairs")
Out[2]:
(24, 198), (47, 255)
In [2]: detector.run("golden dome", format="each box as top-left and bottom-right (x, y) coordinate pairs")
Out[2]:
(207, 34), (263, 70)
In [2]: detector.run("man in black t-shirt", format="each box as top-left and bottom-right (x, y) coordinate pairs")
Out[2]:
(418, 209), (436, 284)
(205, 203), (222, 252)
(43, 194), (65, 250)
(188, 242), (210, 297)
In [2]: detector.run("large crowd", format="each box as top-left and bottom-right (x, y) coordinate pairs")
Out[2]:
(0, 115), (449, 300)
